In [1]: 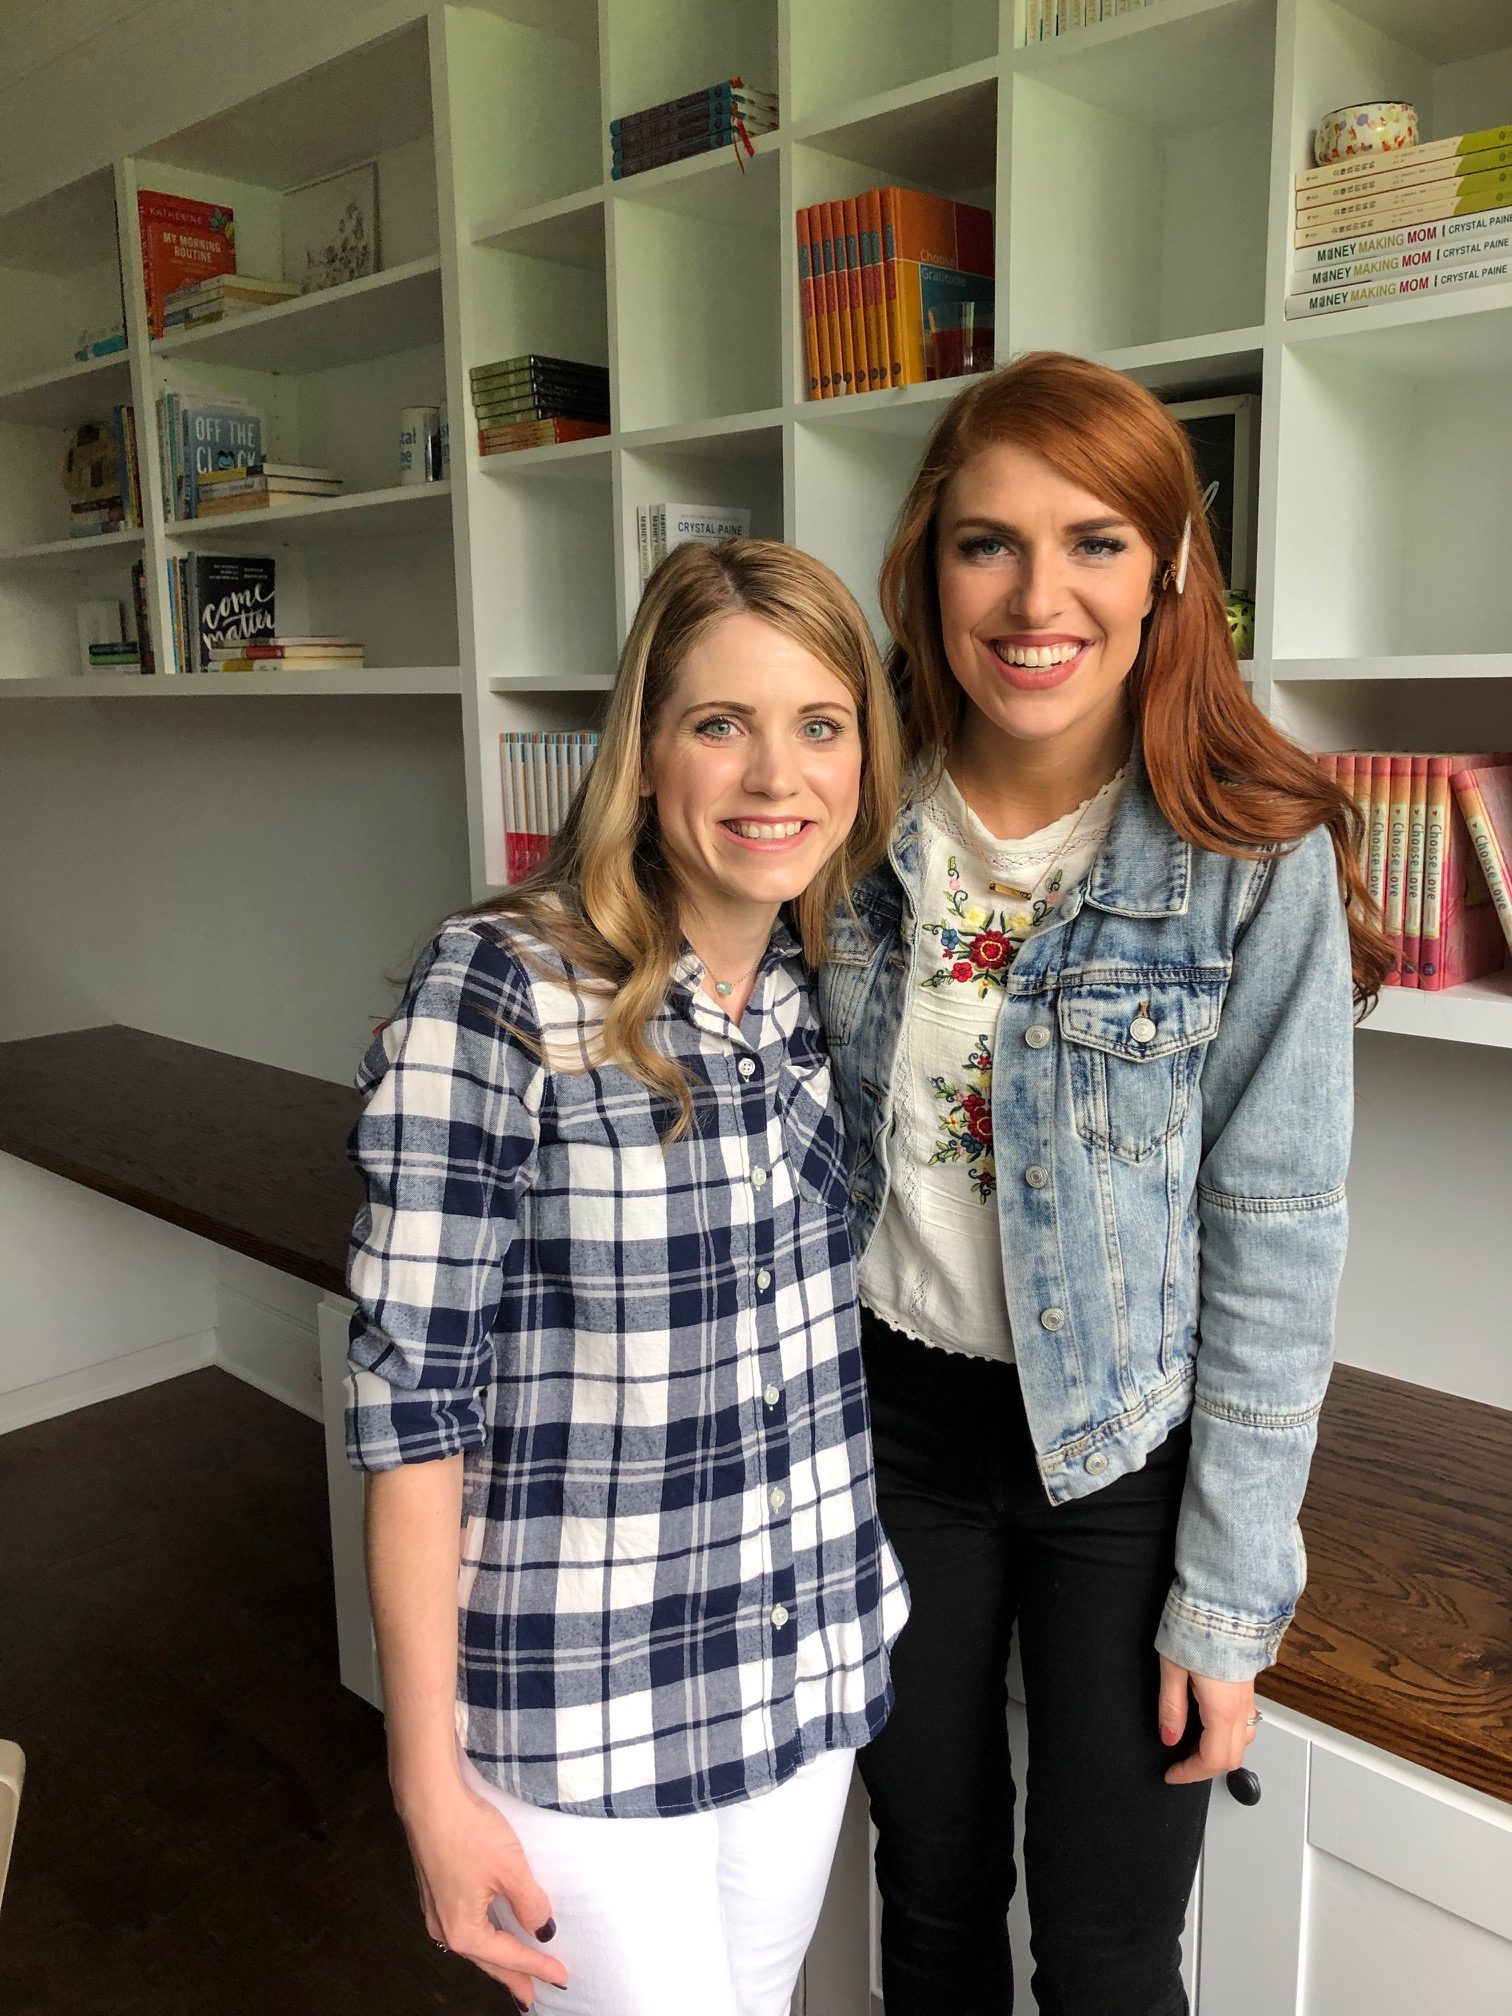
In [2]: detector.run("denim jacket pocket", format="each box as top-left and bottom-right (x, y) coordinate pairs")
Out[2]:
(1058, 977), (1224, 1165)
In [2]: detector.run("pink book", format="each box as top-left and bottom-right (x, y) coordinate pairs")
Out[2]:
(1400, 755), (1428, 988)
(1419, 755), (1509, 990)
(1382, 755), (1411, 985)
(1449, 762), (1512, 959)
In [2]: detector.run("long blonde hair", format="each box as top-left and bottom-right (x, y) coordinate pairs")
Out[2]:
(880, 350), (1392, 1005)
(465, 537), (902, 1133)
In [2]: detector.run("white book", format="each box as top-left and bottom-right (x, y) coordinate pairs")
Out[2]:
(1291, 199), (1512, 277)
(1284, 254), (1512, 317)
(500, 733), (518, 845)
(1293, 226), (1512, 291)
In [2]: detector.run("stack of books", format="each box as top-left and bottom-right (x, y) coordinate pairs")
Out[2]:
(73, 321), (127, 362)
(1317, 751), (1512, 987)
(161, 272), (298, 332)
(165, 554), (275, 674)
(137, 190), (235, 338)
(1288, 124), (1512, 318)
(157, 391), (263, 518)
(471, 354), (610, 456)
(500, 731), (600, 881)
(1027, 0), (1158, 38)
(207, 635), (363, 674)
(87, 640), (142, 672)
(797, 189), (994, 397)
(635, 502), (750, 590)
(195, 461), (342, 515)
(610, 79), (778, 180)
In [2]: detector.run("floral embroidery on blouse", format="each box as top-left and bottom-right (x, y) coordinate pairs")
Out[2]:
(921, 855), (1061, 997)
(928, 1035), (996, 1202)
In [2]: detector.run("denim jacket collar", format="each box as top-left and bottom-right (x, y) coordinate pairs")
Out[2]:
(887, 745), (1191, 922)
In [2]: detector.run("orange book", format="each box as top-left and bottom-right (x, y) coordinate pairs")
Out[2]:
(841, 196), (870, 393)
(137, 191), (236, 340)
(806, 206), (836, 395)
(887, 186), (995, 385)
(822, 202), (855, 393)
(860, 187), (887, 391)
(1383, 753), (1412, 985)
(880, 185), (903, 386)
(795, 207), (824, 399)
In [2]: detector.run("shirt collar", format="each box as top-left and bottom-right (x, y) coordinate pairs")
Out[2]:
(669, 914), (803, 1010)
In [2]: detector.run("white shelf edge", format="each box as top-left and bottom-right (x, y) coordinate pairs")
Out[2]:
(0, 666), (461, 699)
(1098, 327), (1266, 374)
(788, 378), (967, 426)
(788, 55), (1001, 144)
(152, 254), (442, 360)
(487, 673), (614, 693)
(0, 347), (130, 406)
(1275, 657), (1512, 682)
(1358, 973), (1512, 1050)
(476, 436), (612, 474)
(620, 409), (785, 451)
(473, 185), (606, 249)
(608, 128), (781, 199)
(0, 527), (144, 562)
(162, 480), (451, 536)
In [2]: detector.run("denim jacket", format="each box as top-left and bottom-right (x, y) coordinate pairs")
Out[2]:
(819, 752), (1355, 1681)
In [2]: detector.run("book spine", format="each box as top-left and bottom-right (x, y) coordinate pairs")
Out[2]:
(1292, 226), (1512, 290)
(1290, 199), (1512, 274)
(1364, 754), (1390, 927)
(1285, 255), (1512, 316)
(636, 503), (650, 588)
(1296, 142), (1512, 214)
(881, 186), (903, 387)
(805, 208), (833, 395)
(610, 83), (777, 135)
(821, 202), (852, 393)
(1295, 171), (1512, 247)
(1383, 754), (1411, 985)
(842, 195), (870, 393)
(1451, 769), (1512, 956)
(1418, 757), (1451, 989)
(860, 188), (886, 393)
(1295, 125), (1512, 194)
(796, 207), (822, 400)
(1401, 755), (1428, 987)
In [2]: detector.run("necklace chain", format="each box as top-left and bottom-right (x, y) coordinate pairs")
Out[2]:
(982, 788), (1105, 904)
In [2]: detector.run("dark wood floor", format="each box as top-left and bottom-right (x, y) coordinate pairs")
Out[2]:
(0, 1368), (505, 2014)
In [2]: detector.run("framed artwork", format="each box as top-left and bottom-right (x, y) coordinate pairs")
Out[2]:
(1167, 393), (1259, 595)
(281, 162), (378, 293)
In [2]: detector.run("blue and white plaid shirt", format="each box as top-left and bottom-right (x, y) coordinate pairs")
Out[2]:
(345, 915), (907, 1819)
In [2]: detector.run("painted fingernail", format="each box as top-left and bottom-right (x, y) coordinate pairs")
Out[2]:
(536, 1917), (557, 1942)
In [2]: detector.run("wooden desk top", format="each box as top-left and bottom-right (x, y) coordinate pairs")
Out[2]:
(1, 1025), (1508, 1803)
(0, 1024), (359, 1293)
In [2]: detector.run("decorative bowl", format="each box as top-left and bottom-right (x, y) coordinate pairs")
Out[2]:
(1314, 101), (1419, 165)
(1225, 592), (1256, 661)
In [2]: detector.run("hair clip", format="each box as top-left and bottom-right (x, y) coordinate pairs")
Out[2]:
(1171, 513), (1192, 596)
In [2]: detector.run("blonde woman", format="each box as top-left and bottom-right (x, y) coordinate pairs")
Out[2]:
(344, 540), (908, 2016)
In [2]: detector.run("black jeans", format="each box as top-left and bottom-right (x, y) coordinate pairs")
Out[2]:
(859, 1312), (1211, 2016)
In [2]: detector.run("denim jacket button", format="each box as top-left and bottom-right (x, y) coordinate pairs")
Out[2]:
(1025, 1026), (1052, 1050)
(1040, 1307), (1066, 1331)
(1084, 1450), (1110, 1475)
(1130, 1015), (1157, 1043)
(1025, 1165), (1050, 1189)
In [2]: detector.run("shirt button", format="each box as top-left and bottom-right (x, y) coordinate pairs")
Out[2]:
(751, 1166), (768, 1189)
(771, 1604), (789, 1629)
(1040, 1307), (1066, 1331)
(764, 1383), (781, 1406)
(738, 1057), (757, 1078)
(756, 1268), (772, 1291)
(1025, 1165), (1049, 1189)
(769, 1485), (786, 1511)
(1085, 1450), (1110, 1475)
(1025, 1026), (1051, 1050)
(1129, 1015), (1157, 1043)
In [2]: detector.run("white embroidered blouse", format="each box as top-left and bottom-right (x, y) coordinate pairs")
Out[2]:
(858, 763), (1128, 1363)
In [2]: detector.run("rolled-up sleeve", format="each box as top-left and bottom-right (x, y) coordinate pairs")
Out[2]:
(344, 924), (542, 1472)
(1157, 823), (1355, 1679)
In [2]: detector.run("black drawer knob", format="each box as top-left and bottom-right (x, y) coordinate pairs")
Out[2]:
(1226, 1768), (1262, 1806)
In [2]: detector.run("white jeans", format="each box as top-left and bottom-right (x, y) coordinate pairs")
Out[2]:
(457, 1744), (857, 2016)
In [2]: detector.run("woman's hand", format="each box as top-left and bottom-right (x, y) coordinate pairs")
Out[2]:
(398, 1768), (568, 2008)
(1158, 1655), (1258, 1787)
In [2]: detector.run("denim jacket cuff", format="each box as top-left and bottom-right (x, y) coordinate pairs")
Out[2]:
(1155, 1587), (1291, 1682)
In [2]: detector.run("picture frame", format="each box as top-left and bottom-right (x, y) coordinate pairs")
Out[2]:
(281, 161), (378, 294)
(1166, 393), (1259, 596)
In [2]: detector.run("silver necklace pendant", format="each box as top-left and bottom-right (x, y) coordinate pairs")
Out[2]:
(714, 979), (734, 997)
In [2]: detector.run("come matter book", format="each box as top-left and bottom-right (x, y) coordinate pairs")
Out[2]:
(137, 190), (236, 339)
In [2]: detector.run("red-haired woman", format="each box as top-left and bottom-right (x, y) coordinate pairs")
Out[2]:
(819, 352), (1388, 2015)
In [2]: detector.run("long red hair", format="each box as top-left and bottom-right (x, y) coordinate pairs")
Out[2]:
(879, 350), (1390, 1006)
